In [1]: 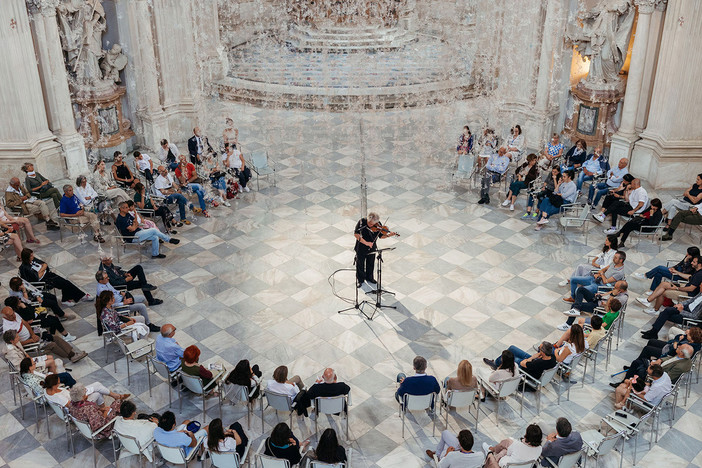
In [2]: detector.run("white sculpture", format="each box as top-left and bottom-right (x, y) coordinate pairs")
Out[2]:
(100, 44), (127, 83)
(572, 0), (635, 86)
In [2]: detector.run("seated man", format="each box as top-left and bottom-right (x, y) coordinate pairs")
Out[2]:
(559, 280), (628, 329)
(98, 254), (162, 306)
(637, 255), (702, 315)
(483, 341), (557, 381)
(613, 364), (672, 410)
(588, 157), (628, 206)
(154, 411), (208, 456)
(636, 327), (702, 363)
(576, 149), (604, 192)
(59, 184), (105, 243)
(158, 139), (181, 170)
(174, 155), (209, 218)
(662, 173), (702, 228)
(303, 367), (351, 415)
(426, 429), (484, 468)
(614, 342), (695, 388)
(640, 291), (702, 339)
(540, 417), (583, 467)
(95, 271), (160, 333)
(663, 202), (702, 241)
(395, 355), (441, 405)
(564, 251), (627, 303)
(592, 178), (649, 231)
(154, 166), (190, 224)
(635, 246), (700, 295)
(477, 146), (510, 205)
(6, 177), (59, 230)
(156, 324), (184, 374)
(114, 400), (159, 462)
(115, 201), (179, 259)
(134, 151), (154, 183)
(4, 295), (75, 342)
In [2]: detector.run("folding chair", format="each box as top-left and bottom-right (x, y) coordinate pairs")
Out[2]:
(558, 203), (591, 243)
(255, 439), (291, 468)
(399, 392), (436, 438)
(518, 365), (561, 410)
(247, 150), (276, 190)
(113, 226), (148, 262)
(180, 372), (223, 422)
(148, 357), (181, 408)
(542, 449), (583, 468)
(112, 427), (155, 465)
(113, 334), (155, 385)
(208, 437), (251, 468)
(580, 430), (624, 468)
(314, 393), (350, 439)
(261, 389), (297, 429)
(46, 399), (75, 454)
(59, 216), (89, 243)
(439, 387), (479, 430)
(224, 381), (261, 429)
(478, 374), (524, 426)
(69, 414), (117, 468)
(156, 437), (204, 468)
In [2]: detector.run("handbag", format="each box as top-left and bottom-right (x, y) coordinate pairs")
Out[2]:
(548, 193), (564, 208)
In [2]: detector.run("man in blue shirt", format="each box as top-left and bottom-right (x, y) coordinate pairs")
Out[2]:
(59, 184), (105, 243)
(156, 324), (185, 373)
(588, 157), (629, 206)
(95, 271), (160, 332)
(478, 147), (510, 205)
(395, 356), (441, 406)
(115, 202), (179, 258)
(153, 411), (208, 457)
(576, 149), (604, 192)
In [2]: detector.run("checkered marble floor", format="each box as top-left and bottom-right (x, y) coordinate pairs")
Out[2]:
(1, 102), (701, 468)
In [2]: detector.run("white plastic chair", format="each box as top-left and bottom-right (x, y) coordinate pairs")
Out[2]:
(180, 372), (222, 422)
(314, 394), (349, 439)
(114, 334), (155, 385)
(580, 430), (624, 468)
(518, 365), (560, 411)
(247, 150), (276, 190)
(156, 437), (204, 468)
(209, 437), (251, 468)
(399, 392), (436, 438)
(478, 374), (524, 426)
(224, 382), (261, 430)
(255, 439), (291, 468)
(148, 357), (181, 408)
(542, 449), (583, 468)
(261, 389), (297, 429)
(439, 388), (479, 430)
(69, 414), (117, 468)
(112, 427), (155, 465)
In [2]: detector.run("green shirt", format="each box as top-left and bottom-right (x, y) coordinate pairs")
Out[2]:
(602, 310), (620, 329)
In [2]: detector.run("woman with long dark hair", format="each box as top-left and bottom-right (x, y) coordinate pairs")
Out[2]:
(476, 350), (518, 400)
(263, 422), (309, 466)
(19, 248), (91, 305)
(96, 290), (148, 340)
(559, 235), (618, 288)
(206, 417), (249, 458)
(225, 359), (262, 399)
(312, 428), (346, 464)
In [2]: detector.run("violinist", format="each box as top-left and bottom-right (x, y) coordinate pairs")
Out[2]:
(353, 212), (398, 288)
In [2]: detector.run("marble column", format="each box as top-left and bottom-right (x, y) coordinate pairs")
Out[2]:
(125, 0), (169, 150)
(634, 2), (668, 133)
(0, 0), (63, 178)
(609, 0), (656, 162)
(28, 0), (89, 178)
(630, 0), (702, 188)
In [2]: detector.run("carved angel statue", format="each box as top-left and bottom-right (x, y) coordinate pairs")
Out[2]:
(100, 44), (127, 83)
(571, 0), (635, 85)
(56, 0), (108, 86)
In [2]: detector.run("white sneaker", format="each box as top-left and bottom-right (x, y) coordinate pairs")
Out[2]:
(63, 334), (76, 343)
(61, 301), (76, 307)
(244, 186), (250, 192)
(562, 309), (580, 317)
(643, 307), (659, 315)
(604, 227), (619, 235)
(223, 201), (231, 207)
(80, 294), (94, 302)
(592, 213), (606, 223)
(636, 297), (651, 307)
(501, 199), (510, 207)
(558, 279), (569, 287)
(237, 186), (243, 193)
(645, 290), (653, 296)
(557, 323), (571, 331)
(482, 443), (491, 456)
(509, 204), (515, 211)
(633, 272), (646, 279)
(537, 218), (549, 225)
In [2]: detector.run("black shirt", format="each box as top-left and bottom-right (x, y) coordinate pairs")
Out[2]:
(264, 436), (302, 466)
(524, 356), (557, 379)
(116, 213), (138, 238)
(684, 183), (702, 204)
(354, 218), (380, 252)
(686, 269), (702, 296)
(115, 164), (131, 180)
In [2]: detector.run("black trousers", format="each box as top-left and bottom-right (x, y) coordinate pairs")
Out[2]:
(233, 167), (252, 188)
(228, 422), (249, 458)
(41, 292), (65, 317)
(604, 200), (633, 226)
(355, 249), (376, 284)
(45, 272), (85, 302)
(125, 265), (155, 304)
(635, 340), (667, 361)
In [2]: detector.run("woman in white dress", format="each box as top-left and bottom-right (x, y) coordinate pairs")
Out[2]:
(91, 160), (129, 207)
(505, 125), (525, 163)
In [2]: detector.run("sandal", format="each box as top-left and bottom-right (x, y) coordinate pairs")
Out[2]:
(203, 211), (210, 218)
(27, 239), (41, 244)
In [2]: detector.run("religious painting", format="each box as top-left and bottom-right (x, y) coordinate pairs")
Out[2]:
(98, 106), (120, 135)
(577, 104), (599, 136)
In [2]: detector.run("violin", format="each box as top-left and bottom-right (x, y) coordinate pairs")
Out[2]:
(370, 223), (400, 237)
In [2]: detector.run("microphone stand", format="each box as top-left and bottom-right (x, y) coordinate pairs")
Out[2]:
(337, 250), (375, 317)
(366, 247), (396, 319)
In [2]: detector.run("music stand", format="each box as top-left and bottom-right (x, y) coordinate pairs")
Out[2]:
(364, 247), (397, 319)
(337, 251), (376, 319)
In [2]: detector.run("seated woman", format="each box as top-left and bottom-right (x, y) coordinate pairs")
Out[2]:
(635, 246), (700, 296)
(456, 126), (474, 155)
(4, 295), (75, 342)
(111, 152), (138, 189)
(562, 139), (587, 171)
(208, 164), (232, 207)
(1, 330), (77, 382)
(523, 166), (561, 220)
(484, 424), (543, 468)
(0, 204), (40, 245)
(43, 372), (128, 408)
(67, 383), (125, 438)
(475, 350), (518, 400)
(263, 422), (309, 466)
(504, 125), (525, 163)
(9, 276), (71, 321)
(0, 216), (26, 261)
(92, 159), (129, 206)
(501, 154), (538, 211)
(126, 200), (161, 231)
(552, 324), (589, 368)
(559, 235), (618, 287)
(19, 248), (91, 306)
(307, 428), (346, 465)
(538, 133), (565, 170)
(206, 417), (249, 459)
(96, 290), (149, 341)
(225, 359), (262, 399)
(133, 182), (180, 234)
(181, 345), (216, 389)
(267, 365), (307, 414)
(612, 198), (663, 247)
(74, 174), (112, 225)
(534, 169), (577, 230)
(19, 357), (76, 395)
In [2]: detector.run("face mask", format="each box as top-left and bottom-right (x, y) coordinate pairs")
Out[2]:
(27, 171), (36, 177)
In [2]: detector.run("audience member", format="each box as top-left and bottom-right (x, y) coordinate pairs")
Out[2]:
(558, 235), (618, 287)
(268, 365), (307, 414)
(20, 358), (75, 394)
(613, 363), (671, 409)
(43, 370), (128, 407)
(552, 324), (588, 368)
(98, 254), (162, 306)
(564, 251), (626, 303)
(662, 203), (702, 241)
(67, 383), (124, 438)
(575, 148), (604, 192)
(115, 201), (179, 259)
(92, 159), (129, 206)
(4, 295), (74, 341)
(134, 151), (154, 183)
(222, 143), (252, 193)
(637, 255), (702, 315)
(662, 173), (702, 227)
(111, 151), (138, 189)
(22, 162), (61, 208)
(504, 124), (525, 162)
(588, 157), (629, 207)
(303, 367), (350, 415)
(114, 400), (158, 462)
(154, 166), (190, 225)
(0, 203), (41, 245)
(476, 350), (518, 399)
(640, 291), (702, 339)
(477, 147), (510, 205)
(534, 169), (577, 229)
(562, 139), (587, 171)
(483, 423), (543, 468)
(133, 181), (180, 233)
(9, 276), (72, 321)
(74, 175), (111, 224)
(395, 355), (441, 405)
(59, 184), (105, 243)
(308, 428), (348, 465)
(188, 127), (213, 165)
(19, 248), (91, 305)
(539, 133), (565, 170)
(456, 126), (474, 155)
(583, 315), (607, 348)
(175, 155), (210, 217)
(523, 166), (561, 219)
(96, 290), (150, 341)
(501, 154), (538, 211)
(540, 418), (583, 467)
(634, 246), (700, 294)
(182, 345), (218, 389)
(156, 324), (184, 373)
(158, 139), (180, 170)
(610, 198), (663, 244)
(592, 173), (635, 217)
(561, 284), (626, 326)
(561, 294), (624, 336)
(614, 343), (693, 389)
(426, 428), (484, 468)
(0, 218), (25, 259)
(154, 411), (209, 456)
(225, 359), (262, 398)
(222, 118), (239, 146)
(444, 359), (479, 392)
(629, 327), (702, 370)
(592, 178), (649, 230)
(5, 176), (59, 230)
(95, 270), (159, 332)
(263, 422), (308, 466)
(2, 330), (62, 375)
(484, 341), (557, 381)
(206, 417), (249, 459)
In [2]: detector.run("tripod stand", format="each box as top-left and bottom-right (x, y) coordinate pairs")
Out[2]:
(367, 247), (397, 316)
(337, 251), (376, 319)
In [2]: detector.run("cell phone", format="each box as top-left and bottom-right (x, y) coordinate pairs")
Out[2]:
(614, 411), (628, 418)
(631, 375), (638, 384)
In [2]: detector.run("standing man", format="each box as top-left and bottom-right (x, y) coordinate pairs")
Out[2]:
(354, 212), (397, 288)
(187, 127), (213, 165)
(6, 177), (60, 231)
(158, 139), (180, 170)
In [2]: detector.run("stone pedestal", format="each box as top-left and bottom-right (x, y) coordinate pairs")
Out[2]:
(564, 81), (625, 153)
(75, 85), (135, 151)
